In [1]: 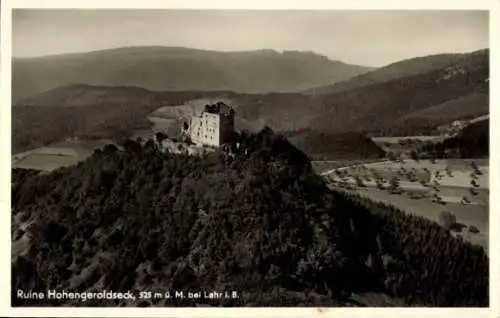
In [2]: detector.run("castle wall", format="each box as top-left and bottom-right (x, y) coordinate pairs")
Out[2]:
(201, 112), (221, 147)
(189, 116), (203, 145)
(189, 112), (221, 146)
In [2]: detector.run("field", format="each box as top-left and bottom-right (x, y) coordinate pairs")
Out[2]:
(320, 158), (489, 251)
(324, 158), (488, 184)
(371, 135), (446, 154)
(311, 159), (385, 173)
(341, 187), (488, 250)
(12, 139), (114, 172)
(371, 136), (446, 143)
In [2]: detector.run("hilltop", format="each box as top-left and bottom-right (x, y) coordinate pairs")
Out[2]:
(239, 49), (488, 136)
(303, 49), (488, 95)
(421, 119), (489, 159)
(12, 46), (373, 103)
(11, 129), (488, 306)
(391, 93), (488, 134)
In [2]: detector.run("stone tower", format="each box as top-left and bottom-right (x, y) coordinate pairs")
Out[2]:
(184, 102), (235, 147)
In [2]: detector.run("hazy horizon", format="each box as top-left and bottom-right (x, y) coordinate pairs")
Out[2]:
(13, 10), (489, 67)
(11, 44), (489, 67)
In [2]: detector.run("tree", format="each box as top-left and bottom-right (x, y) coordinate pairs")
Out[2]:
(103, 144), (118, 153)
(388, 176), (401, 194)
(376, 180), (385, 190)
(406, 172), (418, 182)
(469, 187), (478, 196)
(354, 176), (366, 188)
(468, 226), (480, 234)
(470, 162), (483, 176)
(410, 150), (419, 162)
(470, 161), (479, 171)
(445, 167), (453, 177)
(122, 138), (141, 154)
(432, 194), (446, 205)
(156, 132), (168, 144)
(438, 211), (456, 229)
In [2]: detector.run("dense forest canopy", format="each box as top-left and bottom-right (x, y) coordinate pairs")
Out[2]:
(12, 89), (242, 154)
(420, 120), (489, 158)
(12, 129), (488, 307)
(286, 130), (386, 161)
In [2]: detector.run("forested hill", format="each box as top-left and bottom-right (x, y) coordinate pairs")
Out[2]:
(12, 129), (488, 307)
(12, 85), (386, 160)
(12, 46), (373, 103)
(421, 119), (489, 159)
(231, 49), (488, 137)
(303, 49), (488, 95)
(286, 130), (386, 160)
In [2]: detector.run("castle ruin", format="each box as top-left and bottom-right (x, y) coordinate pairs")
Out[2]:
(183, 102), (235, 147)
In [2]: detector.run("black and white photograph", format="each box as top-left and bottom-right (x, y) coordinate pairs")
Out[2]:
(8, 8), (491, 309)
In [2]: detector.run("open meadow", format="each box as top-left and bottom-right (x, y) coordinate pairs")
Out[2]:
(320, 158), (489, 251)
(337, 187), (488, 250)
(12, 139), (114, 172)
(371, 136), (446, 153)
(372, 136), (446, 144)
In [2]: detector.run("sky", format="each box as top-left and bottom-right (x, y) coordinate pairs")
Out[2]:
(12, 10), (489, 67)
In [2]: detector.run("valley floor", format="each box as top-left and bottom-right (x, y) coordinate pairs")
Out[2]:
(317, 158), (489, 252)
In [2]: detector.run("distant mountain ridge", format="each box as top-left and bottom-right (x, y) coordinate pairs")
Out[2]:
(13, 47), (488, 160)
(304, 49), (488, 95)
(309, 51), (489, 136)
(12, 46), (374, 103)
(13, 46), (488, 157)
(236, 49), (488, 136)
